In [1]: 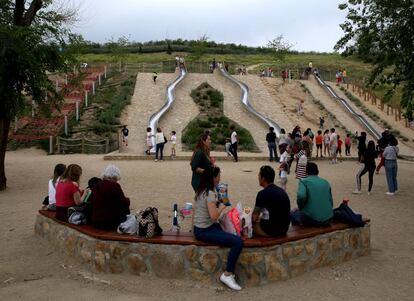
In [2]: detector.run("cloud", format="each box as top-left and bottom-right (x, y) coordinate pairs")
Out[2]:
(72, 0), (346, 52)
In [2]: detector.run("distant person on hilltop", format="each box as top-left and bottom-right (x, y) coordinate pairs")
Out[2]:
(152, 72), (158, 84)
(319, 116), (325, 129)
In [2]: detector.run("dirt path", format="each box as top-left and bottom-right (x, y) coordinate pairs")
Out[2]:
(120, 72), (178, 154)
(302, 77), (376, 141)
(1, 149), (414, 300)
(235, 75), (295, 132)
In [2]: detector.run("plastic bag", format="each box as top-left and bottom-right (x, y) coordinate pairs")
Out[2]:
(240, 207), (253, 238)
(117, 214), (138, 235)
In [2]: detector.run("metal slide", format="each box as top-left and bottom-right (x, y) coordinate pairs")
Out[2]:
(148, 68), (187, 151)
(313, 74), (381, 140)
(219, 68), (282, 138)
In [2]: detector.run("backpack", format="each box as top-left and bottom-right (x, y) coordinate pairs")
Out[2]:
(136, 207), (163, 238)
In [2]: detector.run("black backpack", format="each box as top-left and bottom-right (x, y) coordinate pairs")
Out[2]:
(136, 207), (163, 238)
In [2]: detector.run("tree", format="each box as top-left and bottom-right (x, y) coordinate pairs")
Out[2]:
(0, 0), (76, 190)
(267, 35), (293, 63)
(106, 35), (130, 71)
(335, 0), (414, 115)
(188, 34), (209, 61)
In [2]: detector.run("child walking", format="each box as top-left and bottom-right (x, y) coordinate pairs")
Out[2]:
(345, 133), (352, 156)
(315, 130), (323, 158)
(170, 131), (177, 158)
(145, 127), (153, 155)
(337, 135), (343, 158)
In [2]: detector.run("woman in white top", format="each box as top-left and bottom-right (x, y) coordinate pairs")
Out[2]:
(154, 127), (165, 161)
(43, 163), (66, 210)
(383, 137), (399, 195)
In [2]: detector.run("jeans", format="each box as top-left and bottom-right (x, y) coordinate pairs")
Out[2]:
(229, 142), (238, 162)
(356, 163), (375, 192)
(267, 142), (278, 161)
(384, 160), (398, 193)
(155, 143), (164, 160)
(290, 210), (331, 227)
(194, 223), (243, 273)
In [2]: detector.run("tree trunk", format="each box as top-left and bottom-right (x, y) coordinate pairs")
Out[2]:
(0, 118), (11, 190)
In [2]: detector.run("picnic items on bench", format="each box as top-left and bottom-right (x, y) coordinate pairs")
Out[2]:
(219, 202), (253, 238)
(117, 207), (163, 238)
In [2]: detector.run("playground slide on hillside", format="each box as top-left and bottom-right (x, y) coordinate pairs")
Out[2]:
(314, 74), (381, 140)
(219, 68), (282, 138)
(148, 68), (187, 151)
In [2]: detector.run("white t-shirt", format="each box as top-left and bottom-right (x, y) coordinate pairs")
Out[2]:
(231, 131), (238, 144)
(279, 152), (289, 178)
(171, 135), (176, 144)
(48, 178), (60, 205)
(278, 133), (288, 145)
(330, 133), (338, 146)
(155, 132), (164, 144)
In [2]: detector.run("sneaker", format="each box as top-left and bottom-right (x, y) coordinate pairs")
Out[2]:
(220, 273), (242, 291)
(385, 192), (395, 196)
(352, 190), (362, 194)
(154, 159), (158, 162)
(367, 192), (371, 196)
(394, 190), (399, 194)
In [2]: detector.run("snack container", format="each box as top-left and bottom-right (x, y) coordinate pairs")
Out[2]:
(216, 183), (230, 205)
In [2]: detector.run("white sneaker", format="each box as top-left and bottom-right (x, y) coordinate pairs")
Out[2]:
(385, 192), (395, 196)
(367, 191), (371, 195)
(394, 190), (398, 194)
(220, 273), (242, 291)
(352, 190), (361, 194)
(154, 159), (158, 162)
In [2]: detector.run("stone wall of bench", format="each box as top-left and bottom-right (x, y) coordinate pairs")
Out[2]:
(34, 214), (370, 287)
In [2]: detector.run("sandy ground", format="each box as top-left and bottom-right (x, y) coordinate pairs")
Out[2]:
(1, 148), (414, 300)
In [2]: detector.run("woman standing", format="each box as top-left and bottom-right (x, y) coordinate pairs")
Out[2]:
(353, 140), (377, 195)
(266, 127), (278, 162)
(384, 138), (399, 195)
(193, 166), (243, 290)
(190, 134), (213, 192)
(154, 127), (165, 162)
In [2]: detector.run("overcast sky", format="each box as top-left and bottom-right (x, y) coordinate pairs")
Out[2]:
(72, 0), (347, 52)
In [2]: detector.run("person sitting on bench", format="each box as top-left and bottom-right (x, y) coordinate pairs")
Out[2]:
(291, 162), (333, 227)
(252, 165), (291, 237)
(91, 164), (130, 230)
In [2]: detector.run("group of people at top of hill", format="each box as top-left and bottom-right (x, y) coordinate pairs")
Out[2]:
(190, 132), (336, 290)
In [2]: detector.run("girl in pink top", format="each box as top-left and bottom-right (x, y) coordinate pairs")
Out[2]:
(55, 164), (83, 221)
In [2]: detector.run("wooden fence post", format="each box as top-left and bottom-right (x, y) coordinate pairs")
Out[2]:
(105, 138), (109, 153)
(57, 136), (61, 154)
(81, 137), (85, 153)
(49, 136), (53, 154)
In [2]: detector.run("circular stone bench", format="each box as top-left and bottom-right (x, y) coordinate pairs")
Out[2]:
(35, 210), (370, 287)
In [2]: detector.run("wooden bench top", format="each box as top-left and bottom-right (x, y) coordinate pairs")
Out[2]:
(39, 210), (369, 248)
